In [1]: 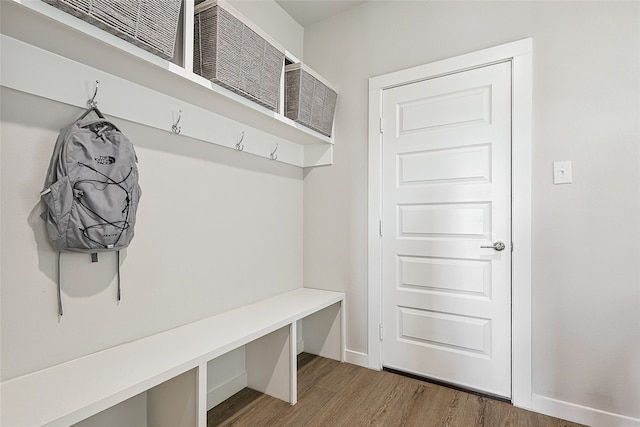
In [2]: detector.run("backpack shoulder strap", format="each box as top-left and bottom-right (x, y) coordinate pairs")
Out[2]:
(57, 251), (63, 317)
(117, 250), (121, 302)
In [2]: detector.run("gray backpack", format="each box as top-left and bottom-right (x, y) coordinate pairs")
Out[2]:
(41, 114), (141, 315)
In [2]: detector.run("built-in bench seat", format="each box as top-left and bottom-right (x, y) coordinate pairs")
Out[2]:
(1, 287), (345, 427)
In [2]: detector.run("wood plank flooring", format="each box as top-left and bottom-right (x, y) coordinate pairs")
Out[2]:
(208, 353), (586, 427)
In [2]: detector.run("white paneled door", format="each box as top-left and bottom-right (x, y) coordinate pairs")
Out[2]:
(381, 61), (512, 398)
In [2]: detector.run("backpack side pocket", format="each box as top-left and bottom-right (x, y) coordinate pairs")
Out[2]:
(41, 176), (73, 251)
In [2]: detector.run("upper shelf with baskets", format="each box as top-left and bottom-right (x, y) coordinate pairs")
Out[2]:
(1, 0), (337, 168)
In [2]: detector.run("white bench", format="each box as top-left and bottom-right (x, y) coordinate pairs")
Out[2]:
(1, 288), (345, 427)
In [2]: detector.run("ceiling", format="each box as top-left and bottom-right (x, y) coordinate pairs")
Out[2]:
(275, 1), (368, 27)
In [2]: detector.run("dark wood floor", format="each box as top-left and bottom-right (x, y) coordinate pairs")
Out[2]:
(208, 353), (585, 427)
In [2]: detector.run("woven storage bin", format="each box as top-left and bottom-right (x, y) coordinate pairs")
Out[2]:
(194, 0), (284, 111)
(285, 63), (337, 137)
(42, 0), (182, 60)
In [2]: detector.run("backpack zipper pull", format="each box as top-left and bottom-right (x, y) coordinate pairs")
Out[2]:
(96, 125), (109, 136)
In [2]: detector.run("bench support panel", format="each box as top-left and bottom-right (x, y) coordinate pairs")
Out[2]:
(147, 368), (200, 427)
(246, 325), (295, 404)
(301, 302), (344, 362)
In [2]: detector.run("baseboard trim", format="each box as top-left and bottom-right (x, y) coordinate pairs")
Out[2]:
(531, 394), (640, 427)
(344, 349), (368, 368)
(207, 372), (247, 410)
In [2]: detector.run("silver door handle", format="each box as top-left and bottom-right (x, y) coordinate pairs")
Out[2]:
(481, 241), (506, 251)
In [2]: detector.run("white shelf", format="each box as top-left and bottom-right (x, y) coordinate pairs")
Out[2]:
(0, 0), (335, 168)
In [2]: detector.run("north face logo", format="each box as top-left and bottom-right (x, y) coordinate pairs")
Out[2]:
(95, 156), (116, 165)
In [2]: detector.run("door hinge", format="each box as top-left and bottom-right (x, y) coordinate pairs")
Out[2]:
(379, 220), (383, 237)
(379, 323), (384, 340)
(379, 117), (384, 133)
(511, 242), (514, 252)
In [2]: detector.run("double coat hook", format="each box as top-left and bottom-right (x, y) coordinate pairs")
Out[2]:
(270, 143), (278, 160)
(78, 80), (104, 120)
(236, 131), (245, 151)
(172, 110), (182, 134)
(87, 80), (100, 108)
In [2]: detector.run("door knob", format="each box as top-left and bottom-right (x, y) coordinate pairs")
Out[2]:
(481, 241), (506, 251)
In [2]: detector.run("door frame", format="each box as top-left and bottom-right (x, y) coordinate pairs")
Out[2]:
(367, 39), (532, 409)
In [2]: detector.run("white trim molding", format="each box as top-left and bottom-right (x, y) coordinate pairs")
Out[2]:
(367, 38), (533, 407)
(532, 394), (640, 427)
(207, 371), (248, 411)
(344, 349), (369, 369)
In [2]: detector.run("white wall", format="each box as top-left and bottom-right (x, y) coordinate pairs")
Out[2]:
(0, 1), (305, 383)
(302, 0), (640, 423)
(0, 87), (303, 380)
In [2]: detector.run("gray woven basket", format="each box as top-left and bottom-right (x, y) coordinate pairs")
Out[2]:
(194, 0), (284, 111)
(285, 64), (337, 137)
(42, 0), (182, 60)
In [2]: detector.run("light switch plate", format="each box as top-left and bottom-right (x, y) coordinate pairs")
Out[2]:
(553, 161), (572, 184)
